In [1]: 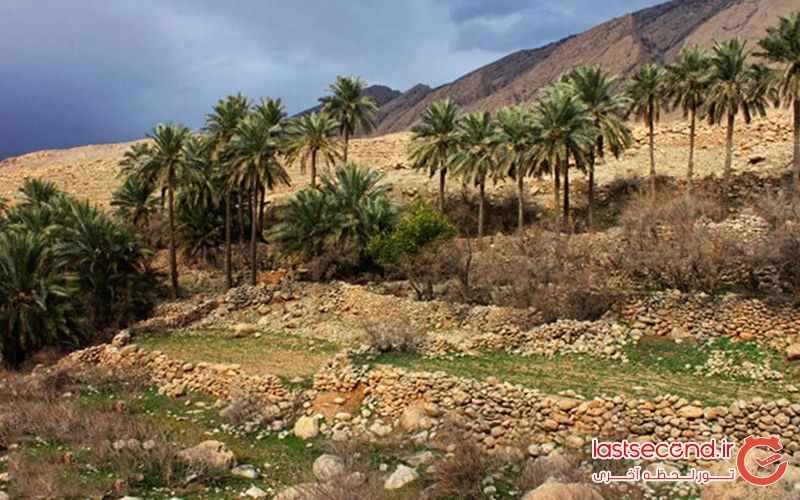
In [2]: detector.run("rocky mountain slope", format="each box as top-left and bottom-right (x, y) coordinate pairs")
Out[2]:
(366, 0), (798, 134)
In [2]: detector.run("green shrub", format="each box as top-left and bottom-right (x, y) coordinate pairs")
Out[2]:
(368, 201), (457, 266)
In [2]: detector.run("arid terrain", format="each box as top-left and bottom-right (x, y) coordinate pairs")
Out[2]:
(1, 108), (795, 212)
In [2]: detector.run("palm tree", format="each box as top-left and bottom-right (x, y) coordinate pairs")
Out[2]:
(285, 112), (341, 189)
(0, 230), (78, 368)
(19, 178), (62, 207)
(110, 176), (156, 228)
(229, 99), (291, 285)
(758, 12), (800, 194)
(450, 111), (498, 238)
(706, 39), (771, 180)
(567, 66), (633, 226)
(533, 83), (596, 227)
(493, 105), (541, 232)
(627, 63), (668, 195)
(666, 47), (712, 188)
(136, 123), (193, 297)
(206, 93), (251, 289)
(322, 76), (378, 163)
(409, 100), (460, 212)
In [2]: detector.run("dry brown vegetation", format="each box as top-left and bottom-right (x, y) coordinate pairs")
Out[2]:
(0, 367), (225, 499)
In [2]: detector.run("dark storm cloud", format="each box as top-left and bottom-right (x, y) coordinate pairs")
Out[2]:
(442, 0), (666, 51)
(0, 0), (662, 159)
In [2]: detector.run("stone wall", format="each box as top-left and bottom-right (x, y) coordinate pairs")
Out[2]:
(612, 291), (800, 348)
(313, 355), (800, 460)
(61, 335), (299, 426)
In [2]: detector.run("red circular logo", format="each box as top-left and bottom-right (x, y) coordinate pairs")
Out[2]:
(736, 436), (788, 486)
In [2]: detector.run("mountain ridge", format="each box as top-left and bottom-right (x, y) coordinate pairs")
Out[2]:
(352, 0), (796, 134)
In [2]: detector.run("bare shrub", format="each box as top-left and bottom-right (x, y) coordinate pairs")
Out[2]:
(517, 451), (583, 492)
(752, 191), (800, 229)
(360, 316), (423, 354)
(0, 366), (224, 498)
(429, 440), (493, 500)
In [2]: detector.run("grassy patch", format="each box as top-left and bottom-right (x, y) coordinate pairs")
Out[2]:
(368, 338), (794, 405)
(137, 328), (338, 379)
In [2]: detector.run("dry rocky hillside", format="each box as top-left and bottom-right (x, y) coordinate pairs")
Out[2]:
(0, 108), (794, 212)
(371, 0), (799, 133)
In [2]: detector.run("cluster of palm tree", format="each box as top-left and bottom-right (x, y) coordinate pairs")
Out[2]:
(411, 12), (800, 235)
(117, 76), (379, 296)
(410, 66), (631, 235)
(0, 179), (157, 367)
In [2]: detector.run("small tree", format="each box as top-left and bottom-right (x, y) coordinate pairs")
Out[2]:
(206, 93), (251, 289)
(229, 99), (291, 285)
(706, 39), (771, 180)
(666, 46), (712, 188)
(135, 123), (194, 298)
(758, 12), (800, 195)
(566, 66), (632, 226)
(450, 111), (498, 238)
(285, 112), (341, 188)
(627, 63), (668, 195)
(322, 76), (378, 163)
(409, 100), (460, 212)
(493, 105), (542, 232)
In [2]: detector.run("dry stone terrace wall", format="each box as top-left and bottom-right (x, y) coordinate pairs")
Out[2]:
(313, 354), (800, 460)
(60, 336), (299, 426)
(612, 291), (800, 348)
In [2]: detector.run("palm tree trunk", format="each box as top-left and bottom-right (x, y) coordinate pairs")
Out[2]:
(553, 162), (561, 220)
(562, 156), (570, 228)
(794, 98), (800, 196)
(167, 179), (178, 298)
(724, 110), (735, 181)
(588, 153), (595, 229)
(238, 187), (245, 244)
(343, 129), (350, 164)
(688, 104), (697, 191)
(225, 196), (232, 290)
(648, 96), (656, 196)
(517, 171), (525, 233)
(478, 177), (485, 238)
(311, 148), (318, 188)
(439, 168), (447, 212)
(250, 175), (259, 286)
(258, 184), (265, 236)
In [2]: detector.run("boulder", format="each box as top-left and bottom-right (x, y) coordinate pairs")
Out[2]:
(244, 485), (268, 499)
(231, 464), (259, 479)
(678, 406), (703, 419)
(384, 464), (419, 490)
(273, 484), (313, 500)
(177, 440), (236, 469)
(522, 483), (603, 500)
(400, 406), (431, 432)
(294, 415), (320, 440)
(787, 343), (800, 361)
(313, 454), (345, 481)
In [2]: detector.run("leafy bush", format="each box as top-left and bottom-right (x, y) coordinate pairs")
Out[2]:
(368, 201), (456, 266)
(275, 163), (396, 276)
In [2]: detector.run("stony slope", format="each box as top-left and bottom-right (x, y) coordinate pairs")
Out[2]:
(1, 108), (794, 211)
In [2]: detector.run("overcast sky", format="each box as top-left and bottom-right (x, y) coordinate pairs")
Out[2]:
(0, 0), (665, 159)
